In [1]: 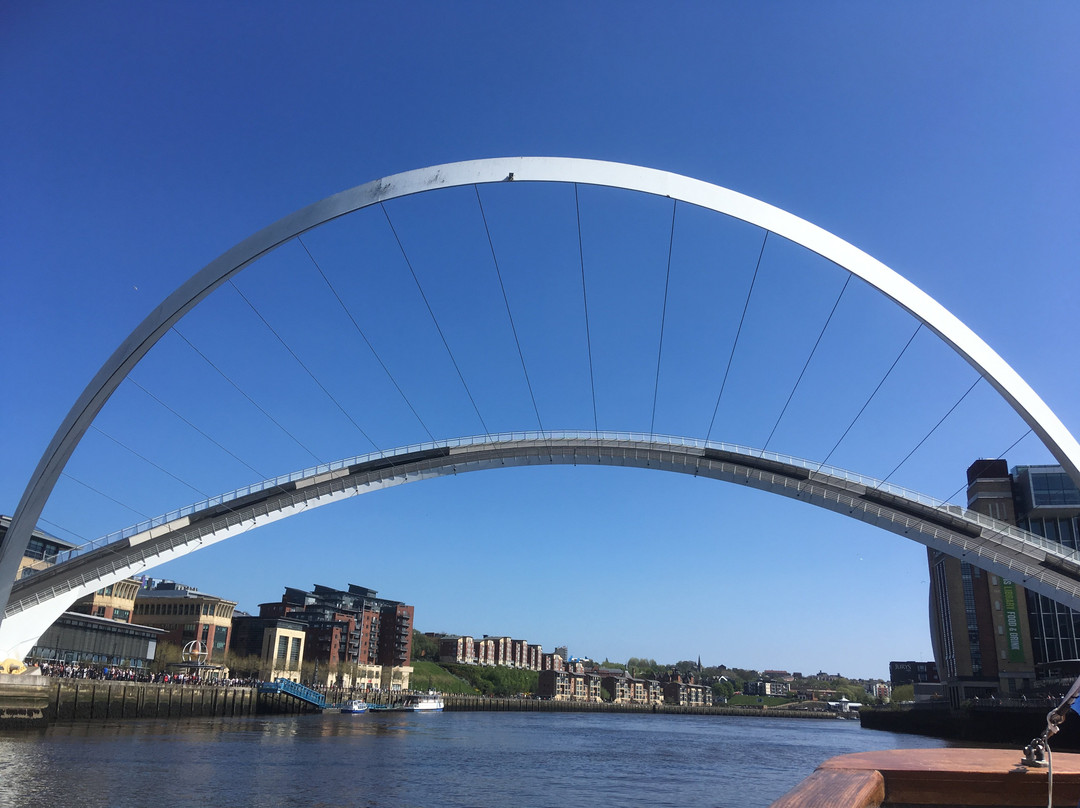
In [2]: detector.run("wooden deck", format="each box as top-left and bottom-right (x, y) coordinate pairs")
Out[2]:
(769, 748), (1080, 807)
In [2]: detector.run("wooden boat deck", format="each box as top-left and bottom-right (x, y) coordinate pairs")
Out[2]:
(769, 748), (1080, 807)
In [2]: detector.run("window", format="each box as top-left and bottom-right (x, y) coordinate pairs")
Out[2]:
(214, 625), (228, 653)
(1031, 472), (1080, 507)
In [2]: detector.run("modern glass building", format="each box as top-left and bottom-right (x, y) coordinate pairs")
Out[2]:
(29, 611), (163, 667)
(1014, 466), (1080, 666)
(929, 461), (1080, 703)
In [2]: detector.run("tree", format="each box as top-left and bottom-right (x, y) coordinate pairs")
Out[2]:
(712, 679), (735, 701)
(412, 630), (439, 661)
(223, 650), (263, 679)
(891, 684), (914, 703)
(627, 657), (661, 678)
(151, 642), (182, 674)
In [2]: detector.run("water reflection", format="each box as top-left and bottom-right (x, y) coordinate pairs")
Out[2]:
(0, 713), (949, 808)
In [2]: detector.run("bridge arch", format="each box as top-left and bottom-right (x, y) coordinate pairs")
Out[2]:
(4, 433), (1079, 661)
(3, 158), (1079, 641)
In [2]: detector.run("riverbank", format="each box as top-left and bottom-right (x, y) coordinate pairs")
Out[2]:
(1, 674), (846, 729)
(443, 693), (844, 719)
(0, 673), (258, 728)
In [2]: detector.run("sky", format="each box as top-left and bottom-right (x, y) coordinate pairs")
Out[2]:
(3, 3), (1078, 680)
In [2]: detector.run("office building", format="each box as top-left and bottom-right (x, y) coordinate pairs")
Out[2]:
(131, 580), (236, 662)
(71, 578), (141, 623)
(28, 612), (163, 668)
(230, 614), (308, 682)
(0, 514), (77, 580)
(929, 461), (1080, 703)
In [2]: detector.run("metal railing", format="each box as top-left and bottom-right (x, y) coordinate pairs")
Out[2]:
(258, 677), (325, 708)
(18, 432), (1080, 612)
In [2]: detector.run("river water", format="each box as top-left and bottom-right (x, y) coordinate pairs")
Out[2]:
(0, 711), (950, 807)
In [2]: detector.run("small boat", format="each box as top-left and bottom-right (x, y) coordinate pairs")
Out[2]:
(340, 699), (368, 713)
(368, 692), (445, 712)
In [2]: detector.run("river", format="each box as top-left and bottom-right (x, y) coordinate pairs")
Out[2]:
(0, 711), (950, 807)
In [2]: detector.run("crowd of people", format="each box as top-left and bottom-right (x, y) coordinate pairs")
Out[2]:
(31, 661), (259, 687)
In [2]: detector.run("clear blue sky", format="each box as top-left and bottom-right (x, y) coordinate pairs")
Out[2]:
(3, 3), (1078, 680)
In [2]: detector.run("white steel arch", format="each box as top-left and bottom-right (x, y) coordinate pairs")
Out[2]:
(4, 157), (1079, 633)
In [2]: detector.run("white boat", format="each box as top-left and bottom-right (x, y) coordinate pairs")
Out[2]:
(406, 693), (444, 712)
(366, 692), (445, 712)
(340, 699), (368, 713)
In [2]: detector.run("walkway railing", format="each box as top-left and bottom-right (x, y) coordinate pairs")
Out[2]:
(40, 432), (1080, 569)
(258, 678), (325, 708)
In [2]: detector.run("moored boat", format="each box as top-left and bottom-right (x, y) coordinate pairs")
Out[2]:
(368, 692), (445, 712)
(407, 692), (444, 712)
(340, 699), (368, 713)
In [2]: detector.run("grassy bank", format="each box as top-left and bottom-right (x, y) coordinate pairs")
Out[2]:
(407, 661), (478, 694)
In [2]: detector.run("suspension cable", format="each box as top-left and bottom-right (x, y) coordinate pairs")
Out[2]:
(380, 202), (491, 438)
(474, 186), (544, 435)
(817, 323), (922, 470)
(172, 327), (324, 464)
(575, 184), (599, 432)
(230, 279), (380, 451)
(650, 200), (678, 437)
(90, 424), (209, 498)
(706, 230), (769, 443)
(941, 427), (1034, 505)
(878, 375), (983, 487)
(127, 378), (272, 482)
(60, 473), (150, 520)
(297, 235), (435, 442)
(67, 375), (307, 548)
(762, 274), (852, 452)
(37, 518), (88, 544)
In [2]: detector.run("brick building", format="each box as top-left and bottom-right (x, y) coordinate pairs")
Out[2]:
(131, 580), (236, 662)
(71, 577), (141, 623)
(260, 583), (413, 689)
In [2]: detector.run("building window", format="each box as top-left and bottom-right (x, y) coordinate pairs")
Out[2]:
(214, 625), (228, 654)
(277, 636), (289, 663)
(1030, 472), (1080, 507)
(961, 563), (982, 677)
(934, 560), (957, 680)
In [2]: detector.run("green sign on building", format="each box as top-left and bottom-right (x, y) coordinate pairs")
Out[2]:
(1001, 580), (1025, 663)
